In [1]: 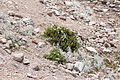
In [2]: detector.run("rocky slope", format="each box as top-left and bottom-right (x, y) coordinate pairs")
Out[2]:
(0, 0), (120, 80)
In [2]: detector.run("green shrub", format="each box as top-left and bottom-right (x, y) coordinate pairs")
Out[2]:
(44, 48), (66, 64)
(43, 25), (79, 52)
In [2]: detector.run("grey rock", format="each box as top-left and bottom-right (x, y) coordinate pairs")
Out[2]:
(0, 13), (5, 20)
(74, 61), (84, 72)
(0, 52), (6, 64)
(32, 65), (40, 71)
(23, 18), (34, 26)
(13, 53), (24, 62)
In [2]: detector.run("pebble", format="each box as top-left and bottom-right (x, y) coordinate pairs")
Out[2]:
(13, 53), (24, 62)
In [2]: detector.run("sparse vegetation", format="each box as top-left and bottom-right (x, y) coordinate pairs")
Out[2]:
(44, 48), (66, 64)
(43, 25), (79, 52)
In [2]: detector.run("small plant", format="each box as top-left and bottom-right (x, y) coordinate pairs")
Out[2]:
(44, 48), (66, 64)
(43, 25), (79, 52)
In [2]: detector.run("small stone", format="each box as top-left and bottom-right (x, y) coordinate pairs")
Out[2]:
(86, 47), (98, 53)
(32, 40), (38, 44)
(100, 22), (106, 27)
(23, 58), (30, 65)
(0, 13), (5, 20)
(54, 10), (60, 16)
(89, 21), (96, 26)
(59, 16), (66, 21)
(103, 48), (112, 53)
(34, 28), (40, 33)
(47, 11), (53, 16)
(8, 11), (15, 16)
(74, 61), (84, 72)
(38, 41), (46, 48)
(0, 38), (7, 44)
(27, 73), (37, 79)
(66, 63), (74, 70)
(104, 78), (110, 80)
(5, 49), (11, 54)
(102, 9), (109, 12)
(13, 53), (24, 62)
(23, 18), (34, 26)
(33, 65), (40, 71)
(0, 52), (6, 64)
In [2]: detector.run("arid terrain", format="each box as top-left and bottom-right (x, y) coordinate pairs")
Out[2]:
(0, 0), (120, 80)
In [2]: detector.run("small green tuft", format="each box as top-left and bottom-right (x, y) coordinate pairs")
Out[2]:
(44, 48), (66, 64)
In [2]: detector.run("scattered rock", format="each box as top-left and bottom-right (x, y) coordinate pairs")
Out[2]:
(54, 10), (60, 16)
(89, 21), (96, 26)
(13, 53), (24, 62)
(34, 28), (40, 33)
(23, 18), (34, 26)
(0, 52), (6, 64)
(0, 38), (7, 44)
(0, 13), (5, 20)
(86, 47), (98, 53)
(27, 73), (37, 79)
(66, 63), (74, 70)
(32, 65), (40, 71)
(74, 61), (84, 72)
(23, 58), (30, 65)
(38, 41), (46, 48)
(103, 48), (112, 53)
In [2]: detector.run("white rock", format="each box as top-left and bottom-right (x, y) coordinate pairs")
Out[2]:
(54, 10), (60, 16)
(13, 53), (24, 62)
(86, 47), (98, 53)
(102, 9), (109, 12)
(66, 63), (74, 70)
(23, 58), (30, 65)
(103, 48), (112, 53)
(89, 21), (96, 26)
(27, 73), (37, 79)
(0, 38), (7, 44)
(74, 61), (84, 72)
(34, 28), (40, 33)
(38, 41), (46, 48)
(100, 22), (106, 27)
